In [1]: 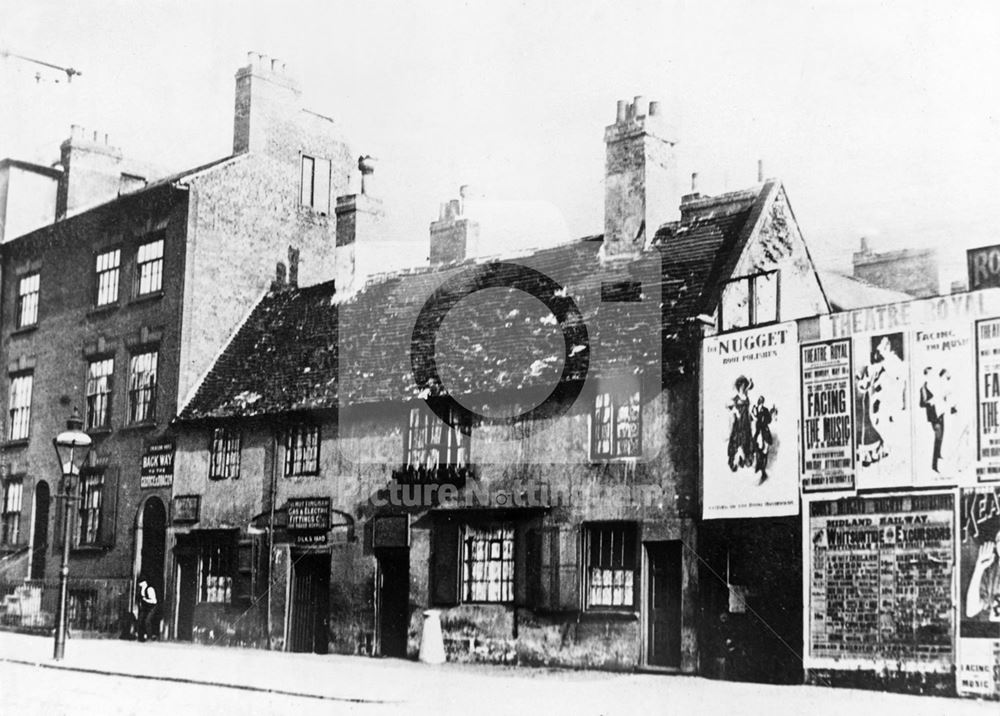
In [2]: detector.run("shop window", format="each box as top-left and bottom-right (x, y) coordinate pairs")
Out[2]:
(300, 155), (331, 214)
(405, 404), (470, 468)
(199, 536), (235, 603)
(127, 350), (157, 423)
(77, 470), (103, 546)
(134, 237), (163, 296)
(209, 427), (241, 480)
(1, 477), (23, 545)
(591, 388), (641, 459)
(16, 272), (39, 328)
(85, 358), (114, 430)
(95, 249), (121, 306)
(463, 524), (514, 603)
(7, 372), (33, 441)
(720, 270), (779, 332)
(284, 423), (319, 476)
(585, 522), (637, 609)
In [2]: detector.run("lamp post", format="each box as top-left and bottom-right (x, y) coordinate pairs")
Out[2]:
(52, 408), (92, 661)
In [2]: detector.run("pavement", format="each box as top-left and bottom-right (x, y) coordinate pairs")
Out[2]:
(0, 630), (997, 715)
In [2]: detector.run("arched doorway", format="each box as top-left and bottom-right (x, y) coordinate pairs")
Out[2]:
(29, 482), (49, 580)
(136, 497), (167, 612)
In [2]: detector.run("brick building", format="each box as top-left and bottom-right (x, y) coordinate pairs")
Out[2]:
(0, 52), (359, 635)
(167, 98), (828, 673)
(852, 236), (939, 299)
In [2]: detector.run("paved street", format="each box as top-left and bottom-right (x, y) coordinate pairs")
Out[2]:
(0, 632), (996, 715)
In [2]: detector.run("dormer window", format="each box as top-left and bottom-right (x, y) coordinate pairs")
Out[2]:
(720, 270), (779, 332)
(300, 155), (331, 214)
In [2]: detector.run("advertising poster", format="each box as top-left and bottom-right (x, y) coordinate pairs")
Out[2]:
(807, 493), (954, 671)
(852, 332), (912, 490)
(702, 322), (798, 519)
(910, 325), (975, 485)
(957, 487), (1000, 698)
(976, 318), (1000, 482)
(800, 339), (855, 492)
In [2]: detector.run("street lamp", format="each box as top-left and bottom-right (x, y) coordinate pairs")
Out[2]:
(52, 408), (92, 661)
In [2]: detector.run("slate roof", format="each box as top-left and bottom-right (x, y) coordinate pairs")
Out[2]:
(180, 184), (775, 421)
(817, 270), (914, 311)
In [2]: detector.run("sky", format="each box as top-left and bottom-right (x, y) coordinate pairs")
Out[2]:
(2, 0), (999, 287)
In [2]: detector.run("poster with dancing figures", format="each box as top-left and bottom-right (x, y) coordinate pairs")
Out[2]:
(852, 331), (912, 490)
(910, 325), (975, 485)
(702, 322), (798, 519)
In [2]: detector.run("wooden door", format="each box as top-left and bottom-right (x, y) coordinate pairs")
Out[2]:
(289, 553), (330, 654)
(175, 554), (197, 641)
(377, 549), (410, 657)
(646, 541), (683, 668)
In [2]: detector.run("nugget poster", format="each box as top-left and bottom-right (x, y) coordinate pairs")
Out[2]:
(800, 339), (854, 492)
(703, 322), (798, 519)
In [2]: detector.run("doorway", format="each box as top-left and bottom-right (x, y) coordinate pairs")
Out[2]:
(288, 552), (330, 654)
(645, 541), (683, 668)
(138, 498), (167, 590)
(174, 553), (197, 641)
(377, 549), (410, 657)
(29, 481), (49, 580)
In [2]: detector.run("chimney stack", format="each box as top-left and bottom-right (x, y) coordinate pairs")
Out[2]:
(603, 96), (677, 257)
(55, 124), (126, 218)
(429, 187), (480, 265)
(335, 157), (384, 292)
(232, 51), (302, 156)
(681, 171), (703, 206)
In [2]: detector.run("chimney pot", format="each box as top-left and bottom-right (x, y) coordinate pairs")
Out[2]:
(288, 246), (300, 287)
(358, 155), (376, 195)
(691, 172), (698, 193)
(649, 100), (660, 116)
(633, 95), (646, 118)
(757, 159), (764, 183)
(616, 100), (627, 123)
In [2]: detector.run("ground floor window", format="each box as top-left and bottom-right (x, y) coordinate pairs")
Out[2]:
(585, 522), (637, 608)
(199, 535), (235, 603)
(1, 477), (22, 545)
(463, 524), (514, 603)
(77, 471), (103, 546)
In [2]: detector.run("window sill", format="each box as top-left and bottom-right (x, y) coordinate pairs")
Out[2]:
(2, 439), (29, 449)
(580, 609), (639, 622)
(284, 471), (320, 478)
(9, 324), (38, 337)
(71, 544), (108, 555)
(588, 455), (643, 465)
(86, 427), (113, 437)
(119, 420), (157, 432)
(129, 290), (164, 306)
(87, 303), (120, 318)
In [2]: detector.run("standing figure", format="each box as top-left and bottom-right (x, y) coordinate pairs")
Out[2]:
(727, 376), (754, 471)
(136, 576), (158, 642)
(751, 396), (777, 482)
(919, 366), (945, 472)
